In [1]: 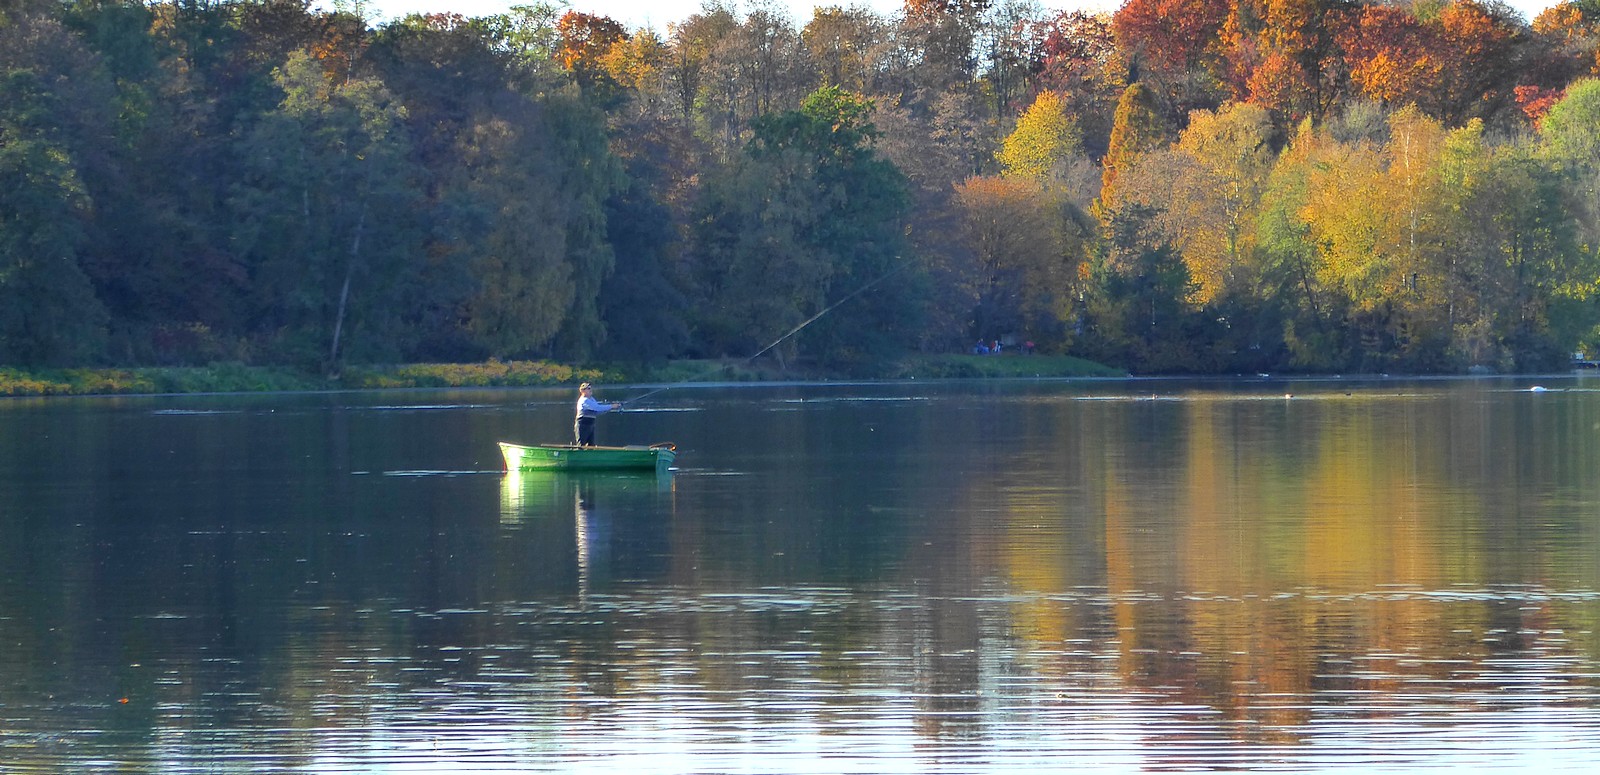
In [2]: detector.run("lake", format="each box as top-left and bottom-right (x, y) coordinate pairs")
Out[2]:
(3, 376), (1599, 772)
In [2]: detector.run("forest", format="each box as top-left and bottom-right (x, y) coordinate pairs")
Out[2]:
(4, 0), (1600, 376)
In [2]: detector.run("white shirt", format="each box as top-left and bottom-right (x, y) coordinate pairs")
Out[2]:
(576, 395), (615, 419)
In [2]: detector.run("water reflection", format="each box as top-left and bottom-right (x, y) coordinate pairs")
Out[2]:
(4, 381), (1600, 771)
(501, 469), (676, 604)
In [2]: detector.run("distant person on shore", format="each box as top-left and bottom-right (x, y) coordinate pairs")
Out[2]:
(574, 382), (621, 447)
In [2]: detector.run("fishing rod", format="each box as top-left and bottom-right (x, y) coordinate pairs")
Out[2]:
(622, 261), (910, 407)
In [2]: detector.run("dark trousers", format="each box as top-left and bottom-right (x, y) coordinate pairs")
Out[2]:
(574, 416), (595, 446)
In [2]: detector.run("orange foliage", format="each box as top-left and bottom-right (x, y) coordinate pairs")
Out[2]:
(903, 0), (992, 23)
(1435, 1), (1517, 93)
(1532, 4), (1587, 38)
(1338, 5), (1441, 106)
(1515, 83), (1564, 124)
(1246, 50), (1310, 120)
(1112, 0), (1231, 72)
(556, 11), (627, 75)
(1339, 2), (1519, 122)
(1033, 10), (1120, 93)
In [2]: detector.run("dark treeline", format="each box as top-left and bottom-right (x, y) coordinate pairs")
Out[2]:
(4, 0), (1600, 375)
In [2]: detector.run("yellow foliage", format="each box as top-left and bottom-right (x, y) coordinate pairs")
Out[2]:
(347, 360), (604, 388)
(997, 91), (1082, 183)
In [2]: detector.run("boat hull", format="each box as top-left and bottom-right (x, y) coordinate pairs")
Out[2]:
(498, 441), (676, 473)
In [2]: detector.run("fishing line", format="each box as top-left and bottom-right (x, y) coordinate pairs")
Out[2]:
(623, 261), (910, 407)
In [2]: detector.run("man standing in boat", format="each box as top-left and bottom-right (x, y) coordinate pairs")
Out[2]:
(574, 383), (621, 447)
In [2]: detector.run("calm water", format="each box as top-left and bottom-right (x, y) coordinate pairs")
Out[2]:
(3, 377), (1599, 773)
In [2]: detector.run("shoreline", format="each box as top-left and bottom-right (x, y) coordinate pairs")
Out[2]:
(6, 357), (1587, 400)
(0, 355), (1126, 398)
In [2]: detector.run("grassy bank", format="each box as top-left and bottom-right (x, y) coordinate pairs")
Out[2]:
(0, 354), (1123, 397)
(0, 360), (612, 397)
(889, 353), (1127, 379)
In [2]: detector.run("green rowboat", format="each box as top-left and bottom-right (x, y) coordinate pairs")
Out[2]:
(498, 441), (677, 473)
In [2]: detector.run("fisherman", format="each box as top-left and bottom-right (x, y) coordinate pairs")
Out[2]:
(574, 382), (622, 447)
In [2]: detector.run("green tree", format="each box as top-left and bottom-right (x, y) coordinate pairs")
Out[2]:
(431, 88), (623, 362)
(0, 69), (108, 365)
(693, 86), (910, 367)
(543, 88), (627, 360)
(1257, 120), (1344, 369)
(1542, 79), (1600, 263)
(231, 51), (422, 371)
(1446, 135), (1585, 369)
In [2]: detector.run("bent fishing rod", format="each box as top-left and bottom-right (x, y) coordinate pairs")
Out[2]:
(621, 261), (910, 408)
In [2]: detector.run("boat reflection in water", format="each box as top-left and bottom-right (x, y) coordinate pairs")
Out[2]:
(499, 468), (676, 600)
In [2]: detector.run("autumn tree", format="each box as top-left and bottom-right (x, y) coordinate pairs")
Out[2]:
(955, 177), (1070, 343)
(1222, 0), (1354, 126)
(977, 0), (1043, 116)
(601, 29), (670, 101)
(996, 90), (1083, 183)
(1028, 10), (1124, 159)
(1299, 113), (1420, 367)
(1257, 121), (1342, 368)
(1432, 0), (1522, 126)
(901, 0), (990, 93)
(1155, 102), (1276, 305)
(1519, 4), (1597, 123)
(951, 88), (1099, 350)
(556, 10), (626, 90)
(1112, 0), (1230, 75)
(1339, 1), (1522, 126)
(802, 4), (890, 92)
(1098, 81), (1168, 220)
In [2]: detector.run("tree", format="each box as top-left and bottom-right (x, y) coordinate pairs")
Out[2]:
(1028, 10), (1124, 159)
(1257, 120), (1343, 368)
(543, 89), (628, 360)
(1337, 5), (1442, 111)
(1444, 128), (1586, 369)
(230, 52), (423, 371)
(801, 4), (890, 92)
(977, 0), (1044, 117)
(1539, 78), (1600, 352)
(692, 86), (910, 367)
(1161, 102), (1275, 305)
(597, 173), (691, 363)
(1223, 0), (1354, 126)
(0, 69), (108, 365)
(556, 9), (626, 91)
(901, 0), (991, 93)
(996, 90), (1083, 183)
(1524, 3), (1600, 122)
(1112, 0), (1230, 75)
(1433, 0), (1522, 126)
(1098, 81), (1168, 220)
(954, 175), (1088, 347)
(1338, 1), (1521, 126)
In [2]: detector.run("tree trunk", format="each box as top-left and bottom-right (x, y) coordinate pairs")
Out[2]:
(328, 202), (368, 376)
